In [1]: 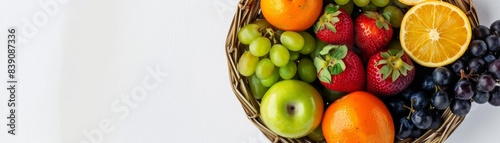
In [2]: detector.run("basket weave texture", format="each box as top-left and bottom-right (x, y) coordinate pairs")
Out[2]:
(225, 0), (480, 142)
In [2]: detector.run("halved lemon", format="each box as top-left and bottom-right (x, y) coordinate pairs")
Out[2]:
(399, 0), (437, 6)
(400, 1), (472, 67)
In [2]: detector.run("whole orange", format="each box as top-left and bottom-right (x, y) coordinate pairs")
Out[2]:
(322, 91), (394, 143)
(260, 0), (322, 31)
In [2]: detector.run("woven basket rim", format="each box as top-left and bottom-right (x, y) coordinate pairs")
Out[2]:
(225, 0), (480, 142)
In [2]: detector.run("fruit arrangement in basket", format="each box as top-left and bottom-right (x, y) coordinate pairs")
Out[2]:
(226, 0), (499, 142)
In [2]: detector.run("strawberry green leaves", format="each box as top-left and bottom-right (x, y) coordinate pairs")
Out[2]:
(364, 11), (391, 31)
(314, 4), (341, 33)
(377, 49), (414, 82)
(314, 45), (348, 83)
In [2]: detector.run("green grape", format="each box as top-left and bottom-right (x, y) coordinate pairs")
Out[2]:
(255, 58), (275, 79)
(383, 5), (404, 28)
(249, 37), (271, 57)
(334, 0), (350, 5)
(260, 69), (279, 87)
(279, 62), (297, 80)
(299, 32), (316, 55)
(310, 39), (327, 59)
(237, 51), (259, 76)
(249, 74), (269, 99)
(280, 31), (304, 51)
(289, 51), (300, 61)
(371, 0), (389, 7)
(252, 19), (273, 29)
(339, 0), (354, 15)
(298, 58), (317, 83)
(393, 0), (409, 9)
(353, 0), (370, 7)
(361, 2), (377, 12)
(238, 24), (262, 45)
(270, 44), (290, 67)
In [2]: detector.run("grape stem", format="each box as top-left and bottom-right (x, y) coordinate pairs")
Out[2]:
(403, 100), (416, 120)
(459, 69), (478, 81)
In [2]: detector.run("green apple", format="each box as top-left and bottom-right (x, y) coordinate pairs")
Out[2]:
(260, 80), (324, 138)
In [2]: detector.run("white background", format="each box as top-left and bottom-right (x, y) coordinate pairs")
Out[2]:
(0, 0), (498, 142)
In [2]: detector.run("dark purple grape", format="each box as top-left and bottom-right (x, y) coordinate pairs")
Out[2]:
(401, 88), (415, 102)
(451, 60), (465, 74)
(451, 99), (471, 116)
(469, 40), (488, 57)
(411, 110), (432, 129)
(460, 54), (471, 62)
(485, 35), (500, 52)
(432, 67), (452, 86)
(488, 59), (500, 79)
(454, 80), (475, 100)
(421, 75), (436, 92)
(410, 91), (429, 110)
(431, 90), (450, 110)
(474, 25), (492, 40)
(468, 58), (486, 73)
(396, 117), (414, 140)
(490, 20), (500, 35)
(429, 110), (442, 130)
(489, 88), (500, 106)
(484, 53), (496, 63)
(387, 99), (407, 116)
(410, 128), (424, 138)
(473, 91), (490, 104)
(476, 74), (496, 92)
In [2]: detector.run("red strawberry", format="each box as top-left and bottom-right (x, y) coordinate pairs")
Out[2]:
(366, 48), (415, 97)
(355, 11), (393, 62)
(314, 45), (364, 93)
(314, 4), (354, 49)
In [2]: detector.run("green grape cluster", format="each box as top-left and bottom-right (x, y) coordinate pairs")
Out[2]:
(236, 21), (318, 99)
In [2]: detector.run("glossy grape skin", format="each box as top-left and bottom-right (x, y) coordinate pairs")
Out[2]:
(280, 31), (304, 51)
(386, 98), (407, 116)
(454, 80), (475, 100)
(353, 0), (370, 7)
(361, 2), (377, 12)
(485, 35), (500, 52)
(401, 88), (415, 102)
(383, 5), (403, 28)
(334, 0), (350, 6)
(411, 110), (433, 129)
(299, 32), (316, 55)
(410, 128), (424, 138)
(249, 37), (271, 57)
(410, 91), (429, 110)
(248, 74), (269, 99)
(469, 40), (488, 57)
(473, 25), (491, 40)
(289, 51), (300, 61)
(451, 99), (471, 116)
(260, 69), (279, 87)
(421, 75), (436, 92)
(450, 60), (465, 74)
(255, 58), (275, 79)
(484, 53), (496, 63)
(269, 44), (290, 67)
(476, 74), (496, 92)
(372, 0), (389, 7)
(297, 58), (317, 83)
(490, 20), (500, 35)
(279, 62), (297, 80)
(238, 24), (262, 45)
(473, 91), (490, 104)
(488, 59), (500, 79)
(468, 58), (486, 74)
(431, 90), (451, 110)
(237, 51), (259, 76)
(396, 117), (414, 140)
(429, 110), (442, 130)
(489, 88), (500, 106)
(432, 67), (452, 86)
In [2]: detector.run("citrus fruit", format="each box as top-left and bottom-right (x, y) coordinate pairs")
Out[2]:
(400, 1), (472, 67)
(398, 0), (437, 6)
(260, 0), (322, 31)
(322, 91), (394, 143)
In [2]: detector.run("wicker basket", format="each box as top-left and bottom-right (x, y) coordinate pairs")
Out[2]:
(225, 0), (480, 142)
